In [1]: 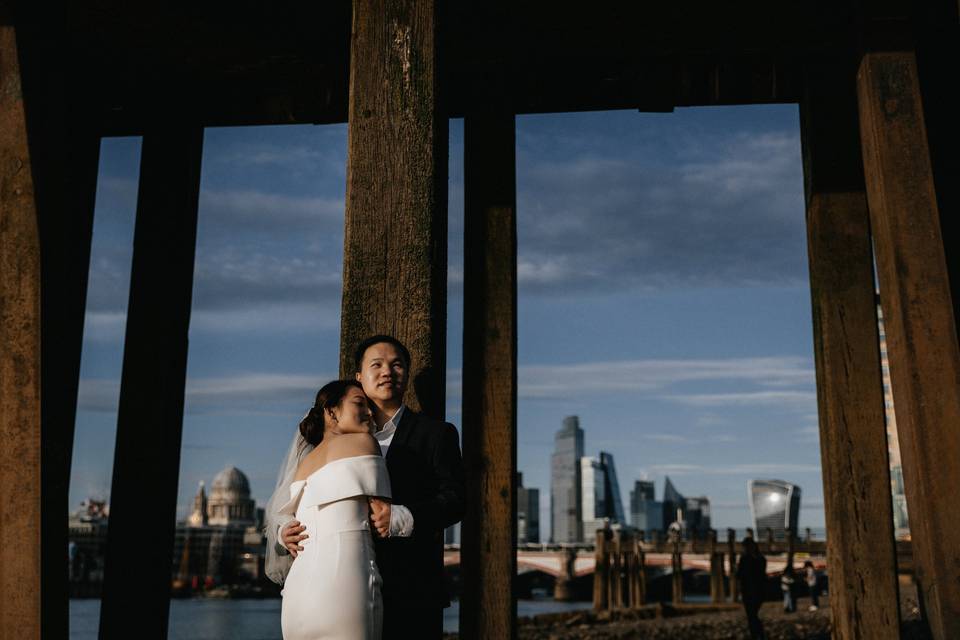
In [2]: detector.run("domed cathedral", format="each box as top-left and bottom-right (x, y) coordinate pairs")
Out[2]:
(207, 466), (256, 526)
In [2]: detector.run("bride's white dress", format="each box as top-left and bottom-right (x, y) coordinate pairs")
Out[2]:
(278, 454), (391, 640)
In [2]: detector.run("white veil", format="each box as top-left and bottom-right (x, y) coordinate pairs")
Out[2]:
(263, 425), (314, 585)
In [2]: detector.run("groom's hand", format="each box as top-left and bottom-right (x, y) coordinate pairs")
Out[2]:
(368, 498), (391, 538)
(281, 520), (308, 557)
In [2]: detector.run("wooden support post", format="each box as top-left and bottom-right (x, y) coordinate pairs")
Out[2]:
(626, 545), (636, 609)
(339, 0), (448, 420)
(610, 544), (622, 609)
(593, 529), (608, 611)
(635, 539), (647, 606)
(0, 24), (42, 640)
(801, 63), (901, 639)
(460, 64), (517, 639)
(4, 18), (97, 638)
(709, 530), (724, 603)
(856, 40), (960, 639)
(671, 538), (683, 604)
(99, 127), (203, 638)
(727, 529), (738, 603)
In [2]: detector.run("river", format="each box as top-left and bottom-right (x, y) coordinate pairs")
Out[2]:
(70, 598), (594, 638)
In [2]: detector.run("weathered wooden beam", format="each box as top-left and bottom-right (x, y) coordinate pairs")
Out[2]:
(726, 529), (738, 602)
(99, 126), (203, 638)
(593, 529), (609, 610)
(800, 62), (901, 640)
(460, 59), (518, 640)
(671, 538), (683, 604)
(856, 45), (960, 639)
(0, 24), (42, 640)
(338, 0), (448, 420)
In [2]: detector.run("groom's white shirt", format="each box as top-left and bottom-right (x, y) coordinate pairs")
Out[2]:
(374, 405), (414, 537)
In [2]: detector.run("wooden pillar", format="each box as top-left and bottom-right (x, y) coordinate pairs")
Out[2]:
(801, 63), (901, 639)
(0, 24), (42, 640)
(708, 530), (724, 603)
(593, 529), (608, 610)
(671, 538), (683, 604)
(338, 0), (448, 420)
(856, 22), (960, 637)
(727, 529), (738, 603)
(914, 1), (960, 342)
(99, 127), (203, 638)
(635, 539), (647, 606)
(459, 20), (517, 635)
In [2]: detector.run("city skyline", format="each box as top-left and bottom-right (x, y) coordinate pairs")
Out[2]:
(69, 106), (830, 538)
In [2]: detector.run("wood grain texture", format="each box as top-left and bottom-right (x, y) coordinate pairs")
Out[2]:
(99, 127), (203, 639)
(0, 25), (42, 640)
(339, 0), (448, 419)
(801, 65), (901, 640)
(459, 98), (517, 639)
(857, 50), (960, 640)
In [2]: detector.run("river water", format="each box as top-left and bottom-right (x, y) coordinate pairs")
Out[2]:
(70, 598), (594, 638)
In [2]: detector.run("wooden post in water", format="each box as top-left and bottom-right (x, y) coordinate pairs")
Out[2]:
(100, 126), (204, 637)
(609, 534), (622, 609)
(635, 539), (647, 606)
(460, 20), (517, 638)
(671, 537), (683, 604)
(338, 0), (448, 420)
(727, 529), (739, 603)
(593, 529), (609, 610)
(801, 60), (903, 640)
(856, 15), (960, 635)
(709, 530), (724, 603)
(0, 25), (43, 640)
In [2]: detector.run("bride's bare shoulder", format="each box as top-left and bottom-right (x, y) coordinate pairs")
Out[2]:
(325, 433), (380, 461)
(294, 446), (327, 481)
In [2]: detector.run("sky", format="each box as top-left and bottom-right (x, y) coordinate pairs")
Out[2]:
(69, 105), (828, 537)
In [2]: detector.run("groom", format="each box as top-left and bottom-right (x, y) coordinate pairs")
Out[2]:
(281, 335), (464, 638)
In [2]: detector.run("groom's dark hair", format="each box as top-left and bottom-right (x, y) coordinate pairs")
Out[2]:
(354, 334), (411, 372)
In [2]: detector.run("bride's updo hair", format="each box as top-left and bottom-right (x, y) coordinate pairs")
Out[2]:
(299, 379), (364, 447)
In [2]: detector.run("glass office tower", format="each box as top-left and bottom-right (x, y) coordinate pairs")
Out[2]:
(748, 479), (801, 539)
(551, 416), (584, 543)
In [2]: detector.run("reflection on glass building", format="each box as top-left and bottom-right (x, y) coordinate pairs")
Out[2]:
(580, 452), (626, 541)
(748, 479), (801, 539)
(551, 416), (584, 543)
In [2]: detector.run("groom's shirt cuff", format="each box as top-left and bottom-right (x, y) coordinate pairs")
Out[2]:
(389, 505), (414, 537)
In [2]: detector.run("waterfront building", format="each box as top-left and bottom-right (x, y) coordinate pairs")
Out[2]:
(517, 473), (540, 544)
(629, 480), (663, 532)
(67, 499), (109, 593)
(550, 416), (584, 543)
(580, 451), (625, 541)
(748, 479), (801, 539)
(878, 304), (910, 537)
(444, 523), (460, 545)
(206, 466), (257, 526)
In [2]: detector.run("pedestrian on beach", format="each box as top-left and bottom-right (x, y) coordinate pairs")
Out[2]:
(803, 560), (820, 611)
(736, 537), (768, 640)
(781, 564), (797, 613)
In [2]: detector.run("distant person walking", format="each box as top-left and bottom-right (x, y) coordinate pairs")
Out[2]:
(781, 564), (797, 613)
(736, 537), (768, 640)
(803, 560), (820, 611)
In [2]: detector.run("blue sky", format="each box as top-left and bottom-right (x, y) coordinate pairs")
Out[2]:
(70, 105), (825, 536)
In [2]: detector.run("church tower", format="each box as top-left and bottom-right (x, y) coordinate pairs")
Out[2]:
(188, 481), (208, 527)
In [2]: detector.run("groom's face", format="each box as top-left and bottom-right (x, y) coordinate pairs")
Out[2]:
(356, 342), (408, 404)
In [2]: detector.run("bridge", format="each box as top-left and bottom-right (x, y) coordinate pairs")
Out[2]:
(443, 549), (828, 578)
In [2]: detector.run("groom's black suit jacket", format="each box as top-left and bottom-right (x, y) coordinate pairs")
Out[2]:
(377, 408), (465, 608)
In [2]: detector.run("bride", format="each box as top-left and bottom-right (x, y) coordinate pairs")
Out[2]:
(264, 379), (391, 640)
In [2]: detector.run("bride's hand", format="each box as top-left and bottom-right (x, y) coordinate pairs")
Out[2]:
(282, 520), (309, 557)
(368, 498), (391, 538)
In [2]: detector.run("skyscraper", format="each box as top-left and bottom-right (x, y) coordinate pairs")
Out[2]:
(630, 480), (663, 532)
(661, 476), (710, 535)
(748, 479), (801, 539)
(878, 303), (910, 537)
(551, 416), (584, 543)
(517, 473), (540, 544)
(580, 452), (626, 541)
